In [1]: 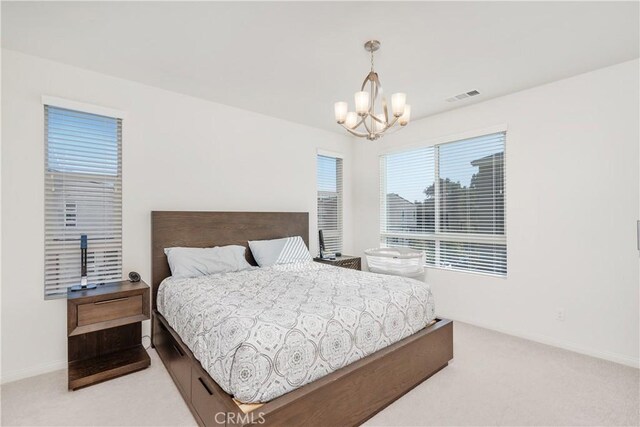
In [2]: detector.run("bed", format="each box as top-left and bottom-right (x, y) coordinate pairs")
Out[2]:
(151, 211), (453, 427)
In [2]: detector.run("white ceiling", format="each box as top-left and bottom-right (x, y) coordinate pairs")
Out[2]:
(2, 2), (638, 133)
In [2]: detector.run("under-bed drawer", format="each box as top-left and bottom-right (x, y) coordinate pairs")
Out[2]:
(154, 317), (191, 399)
(191, 366), (230, 427)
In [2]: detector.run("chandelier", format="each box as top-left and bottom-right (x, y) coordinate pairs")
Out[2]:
(334, 40), (410, 140)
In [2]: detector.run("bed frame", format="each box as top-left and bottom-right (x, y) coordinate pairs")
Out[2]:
(151, 211), (453, 427)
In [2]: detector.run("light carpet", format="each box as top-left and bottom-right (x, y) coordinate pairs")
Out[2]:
(1, 322), (638, 426)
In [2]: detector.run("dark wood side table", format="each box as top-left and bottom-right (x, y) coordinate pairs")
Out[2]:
(67, 280), (151, 390)
(314, 255), (362, 271)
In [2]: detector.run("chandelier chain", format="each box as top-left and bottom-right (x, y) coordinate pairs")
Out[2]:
(370, 50), (374, 72)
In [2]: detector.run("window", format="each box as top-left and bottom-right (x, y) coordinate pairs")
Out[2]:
(380, 132), (506, 275)
(44, 105), (122, 298)
(317, 154), (343, 254)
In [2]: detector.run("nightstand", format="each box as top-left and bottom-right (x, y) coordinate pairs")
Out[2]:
(67, 280), (151, 390)
(314, 255), (362, 271)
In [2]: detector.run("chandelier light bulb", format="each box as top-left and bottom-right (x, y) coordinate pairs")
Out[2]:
(354, 91), (370, 116)
(399, 104), (411, 126)
(391, 93), (407, 117)
(345, 112), (358, 129)
(334, 102), (348, 124)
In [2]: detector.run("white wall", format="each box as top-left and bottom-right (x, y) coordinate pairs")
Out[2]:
(353, 59), (640, 367)
(0, 49), (354, 382)
(2, 49), (638, 383)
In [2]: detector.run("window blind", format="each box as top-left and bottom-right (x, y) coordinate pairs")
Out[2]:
(380, 132), (506, 276)
(317, 155), (343, 254)
(44, 105), (123, 298)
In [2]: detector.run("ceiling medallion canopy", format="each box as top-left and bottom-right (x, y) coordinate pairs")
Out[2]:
(334, 40), (410, 140)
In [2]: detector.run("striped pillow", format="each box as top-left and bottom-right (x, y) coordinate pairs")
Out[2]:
(248, 236), (312, 267)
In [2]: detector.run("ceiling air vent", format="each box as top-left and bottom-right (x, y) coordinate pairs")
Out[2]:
(446, 90), (480, 103)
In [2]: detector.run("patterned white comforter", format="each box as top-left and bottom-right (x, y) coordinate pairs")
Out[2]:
(157, 261), (435, 403)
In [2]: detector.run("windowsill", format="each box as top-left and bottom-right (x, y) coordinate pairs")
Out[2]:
(424, 265), (507, 279)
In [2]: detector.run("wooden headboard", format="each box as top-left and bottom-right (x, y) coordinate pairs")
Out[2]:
(151, 211), (309, 309)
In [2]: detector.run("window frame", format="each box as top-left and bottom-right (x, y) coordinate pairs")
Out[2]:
(316, 150), (344, 255)
(379, 127), (507, 277)
(43, 97), (125, 299)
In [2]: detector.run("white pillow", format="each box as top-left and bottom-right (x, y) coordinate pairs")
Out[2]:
(248, 236), (312, 267)
(164, 245), (252, 279)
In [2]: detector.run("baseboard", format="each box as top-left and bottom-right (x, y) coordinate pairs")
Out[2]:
(1, 359), (67, 385)
(440, 313), (639, 369)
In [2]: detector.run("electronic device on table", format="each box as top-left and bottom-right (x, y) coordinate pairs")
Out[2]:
(319, 230), (337, 260)
(70, 234), (97, 291)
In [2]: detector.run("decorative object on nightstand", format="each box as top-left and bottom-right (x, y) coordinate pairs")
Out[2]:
(70, 234), (97, 291)
(67, 280), (151, 390)
(318, 229), (337, 260)
(314, 254), (361, 271)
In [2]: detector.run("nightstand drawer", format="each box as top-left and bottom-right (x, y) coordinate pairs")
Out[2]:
(77, 295), (143, 326)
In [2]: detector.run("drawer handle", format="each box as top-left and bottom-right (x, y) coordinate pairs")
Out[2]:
(172, 343), (184, 357)
(94, 297), (129, 305)
(198, 377), (213, 395)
